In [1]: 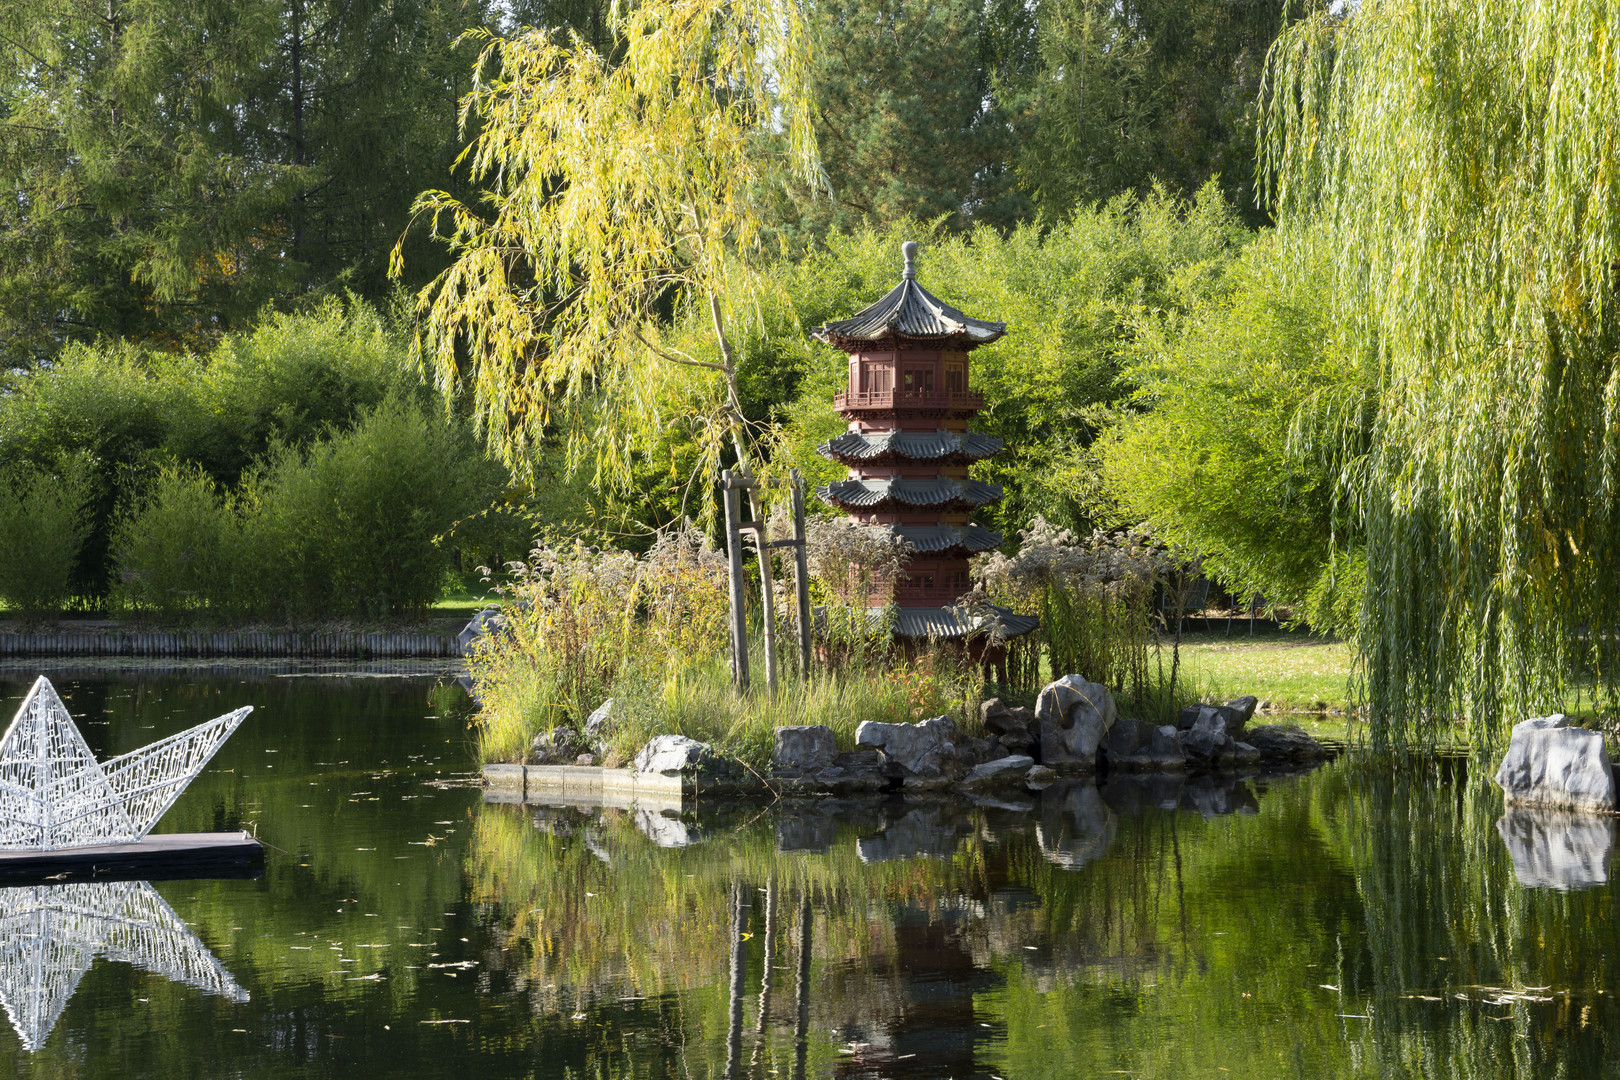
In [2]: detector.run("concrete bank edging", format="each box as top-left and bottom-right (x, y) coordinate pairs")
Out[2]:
(0, 630), (462, 659)
(483, 763), (685, 800)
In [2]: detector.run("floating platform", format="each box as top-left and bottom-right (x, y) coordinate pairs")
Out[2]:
(0, 832), (265, 884)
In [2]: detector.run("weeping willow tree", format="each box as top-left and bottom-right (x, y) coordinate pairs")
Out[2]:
(390, 0), (821, 491)
(1261, 0), (1620, 751)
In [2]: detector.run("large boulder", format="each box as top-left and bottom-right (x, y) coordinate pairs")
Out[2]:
(584, 699), (616, 740)
(1225, 696), (1259, 733)
(982, 699), (1037, 753)
(1178, 708), (1231, 762)
(960, 754), (1035, 788)
(774, 725), (837, 773)
(633, 734), (719, 776)
(1245, 723), (1331, 763)
(856, 715), (959, 777)
(529, 726), (583, 765)
(1102, 717), (1186, 771)
(1496, 808), (1617, 890)
(1494, 715), (1617, 814)
(1036, 676), (1117, 769)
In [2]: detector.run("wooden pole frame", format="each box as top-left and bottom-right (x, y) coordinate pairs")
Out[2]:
(720, 469), (813, 692)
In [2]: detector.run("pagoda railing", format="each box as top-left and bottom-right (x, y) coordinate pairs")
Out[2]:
(834, 389), (985, 412)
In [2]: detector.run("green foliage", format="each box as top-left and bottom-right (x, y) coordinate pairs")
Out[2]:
(1102, 228), (1368, 631)
(396, 0), (821, 482)
(0, 462), (94, 624)
(1261, 0), (1620, 748)
(0, 0), (497, 362)
(0, 300), (493, 608)
(1010, 0), (1289, 225)
(783, 0), (1033, 236)
(764, 188), (1250, 536)
(111, 466), (234, 619)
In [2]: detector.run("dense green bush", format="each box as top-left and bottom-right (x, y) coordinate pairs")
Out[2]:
(1100, 228), (1368, 630)
(0, 299), (436, 601)
(0, 463), (94, 623)
(111, 466), (235, 619)
(111, 401), (507, 622)
(245, 400), (506, 619)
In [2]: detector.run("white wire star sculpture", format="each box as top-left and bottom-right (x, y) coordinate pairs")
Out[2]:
(0, 677), (251, 851)
(0, 879), (247, 1051)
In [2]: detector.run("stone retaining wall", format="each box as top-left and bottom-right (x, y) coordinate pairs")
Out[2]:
(0, 630), (462, 658)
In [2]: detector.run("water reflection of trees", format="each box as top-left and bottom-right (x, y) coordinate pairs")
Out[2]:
(1330, 763), (1620, 1079)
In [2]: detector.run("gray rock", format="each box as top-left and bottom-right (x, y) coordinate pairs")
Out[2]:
(1179, 708), (1230, 761)
(529, 726), (583, 764)
(575, 753), (596, 766)
(1178, 702), (1238, 732)
(955, 735), (1003, 767)
(584, 699), (616, 739)
(1497, 807), (1617, 890)
(774, 725), (837, 772)
(1036, 676), (1116, 769)
(1103, 716), (1148, 758)
(1245, 723), (1330, 762)
(961, 754), (1035, 787)
(457, 607), (504, 653)
(856, 715), (959, 777)
(1103, 717), (1186, 771)
(1494, 715), (1617, 814)
(980, 697), (1010, 725)
(633, 734), (717, 776)
(1229, 741), (1261, 766)
(1225, 696), (1259, 732)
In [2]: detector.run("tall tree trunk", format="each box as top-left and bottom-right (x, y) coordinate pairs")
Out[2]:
(290, 0), (306, 258)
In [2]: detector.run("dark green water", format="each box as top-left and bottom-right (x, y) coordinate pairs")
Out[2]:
(0, 668), (1617, 1079)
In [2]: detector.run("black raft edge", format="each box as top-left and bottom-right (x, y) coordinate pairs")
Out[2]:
(0, 831), (265, 885)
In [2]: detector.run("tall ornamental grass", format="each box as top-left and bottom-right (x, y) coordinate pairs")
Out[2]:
(469, 520), (985, 767)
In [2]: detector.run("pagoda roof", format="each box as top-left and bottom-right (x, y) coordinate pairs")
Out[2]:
(893, 523), (1003, 555)
(811, 242), (1007, 352)
(817, 477), (1002, 513)
(818, 430), (1004, 465)
(891, 605), (1040, 641)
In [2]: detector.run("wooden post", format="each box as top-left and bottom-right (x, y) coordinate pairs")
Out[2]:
(722, 470), (750, 692)
(791, 470), (812, 680)
(751, 477), (779, 694)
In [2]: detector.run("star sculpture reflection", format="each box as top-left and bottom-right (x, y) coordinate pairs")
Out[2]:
(0, 677), (251, 851)
(0, 879), (248, 1051)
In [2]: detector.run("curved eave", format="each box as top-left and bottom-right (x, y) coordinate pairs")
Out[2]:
(890, 606), (1040, 641)
(816, 478), (1003, 513)
(811, 279), (1006, 352)
(893, 524), (1004, 555)
(816, 431), (1004, 465)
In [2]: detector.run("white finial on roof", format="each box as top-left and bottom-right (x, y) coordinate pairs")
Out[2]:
(901, 241), (918, 280)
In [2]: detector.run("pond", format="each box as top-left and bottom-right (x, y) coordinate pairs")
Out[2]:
(0, 667), (1616, 1079)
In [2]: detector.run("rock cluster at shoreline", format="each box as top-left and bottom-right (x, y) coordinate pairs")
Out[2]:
(758, 674), (1331, 795)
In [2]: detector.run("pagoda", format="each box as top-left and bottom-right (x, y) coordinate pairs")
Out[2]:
(812, 241), (1038, 648)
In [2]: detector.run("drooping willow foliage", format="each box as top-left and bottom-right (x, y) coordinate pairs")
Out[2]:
(1261, 0), (1620, 751)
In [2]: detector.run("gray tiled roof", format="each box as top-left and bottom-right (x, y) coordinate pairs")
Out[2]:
(891, 605), (1040, 640)
(893, 524), (1003, 554)
(817, 477), (1003, 512)
(812, 278), (1006, 350)
(818, 430), (1004, 464)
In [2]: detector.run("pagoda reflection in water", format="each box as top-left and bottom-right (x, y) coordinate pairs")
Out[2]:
(0, 880), (246, 1051)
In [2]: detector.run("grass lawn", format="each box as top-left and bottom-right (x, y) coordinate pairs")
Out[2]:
(1168, 626), (1358, 743)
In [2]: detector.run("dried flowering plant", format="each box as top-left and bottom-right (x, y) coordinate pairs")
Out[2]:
(973, 517), (1179, 705)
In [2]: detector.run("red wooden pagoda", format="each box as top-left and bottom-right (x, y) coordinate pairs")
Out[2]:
(813, 241), (1038, 644)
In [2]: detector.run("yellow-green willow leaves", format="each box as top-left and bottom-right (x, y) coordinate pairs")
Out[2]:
(1261, 0), (1620, 750)
(392, 0), (821, 487)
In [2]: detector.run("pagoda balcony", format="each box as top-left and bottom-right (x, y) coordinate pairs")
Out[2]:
(833, 388), (985, 413)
